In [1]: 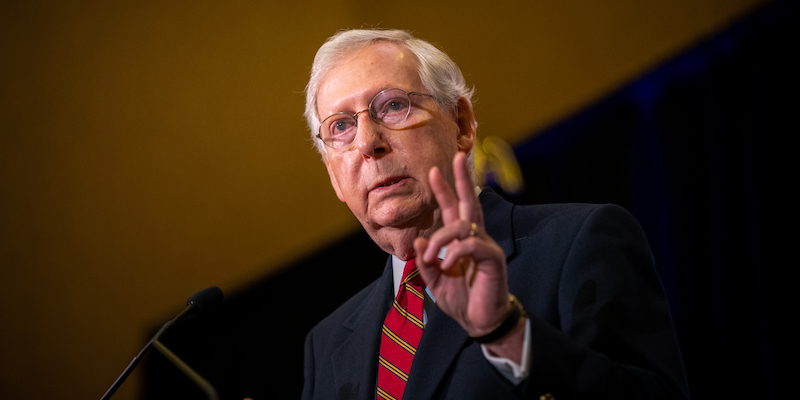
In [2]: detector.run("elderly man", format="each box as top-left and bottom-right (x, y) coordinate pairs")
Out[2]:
(302, 29), (688, 400)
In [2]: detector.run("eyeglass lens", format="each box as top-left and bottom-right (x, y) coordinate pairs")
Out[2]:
(320, 89), (415, 149)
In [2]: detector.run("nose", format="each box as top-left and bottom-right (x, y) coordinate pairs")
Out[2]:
(354, 113), (391, 159)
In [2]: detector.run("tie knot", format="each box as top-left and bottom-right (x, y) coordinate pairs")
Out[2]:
(402, 258), (424, 287)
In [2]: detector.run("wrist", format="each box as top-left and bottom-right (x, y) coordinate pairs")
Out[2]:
(469, 294), (527, 344)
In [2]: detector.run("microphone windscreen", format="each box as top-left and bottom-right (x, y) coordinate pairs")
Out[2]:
(186, 286), (224, 316)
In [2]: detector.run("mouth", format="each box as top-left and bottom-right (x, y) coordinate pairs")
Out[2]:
(372, 176), (407, 191)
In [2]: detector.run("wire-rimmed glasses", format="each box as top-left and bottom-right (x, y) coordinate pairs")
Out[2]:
(316, 88), (434, 149)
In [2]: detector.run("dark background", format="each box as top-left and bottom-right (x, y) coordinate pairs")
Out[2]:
(144, 1), (793, 398)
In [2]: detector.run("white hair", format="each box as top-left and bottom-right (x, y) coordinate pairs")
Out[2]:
(304, 29), (476, 157)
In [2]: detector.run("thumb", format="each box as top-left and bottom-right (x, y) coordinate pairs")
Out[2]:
(414, 237), (440, 287)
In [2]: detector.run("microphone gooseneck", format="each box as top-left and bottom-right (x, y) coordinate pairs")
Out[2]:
(100, 286), (223, 400)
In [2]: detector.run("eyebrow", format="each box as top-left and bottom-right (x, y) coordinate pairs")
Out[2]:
(322, 85), (398, 117)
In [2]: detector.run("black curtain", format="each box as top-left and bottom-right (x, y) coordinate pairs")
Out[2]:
(505, 1), (793, 397)
(143, 1), (794, 398)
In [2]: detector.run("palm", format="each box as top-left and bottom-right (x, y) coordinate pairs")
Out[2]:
(414, 152), (510, 335)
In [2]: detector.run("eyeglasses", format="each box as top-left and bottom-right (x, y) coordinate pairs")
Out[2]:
(316, 88), (434, 149)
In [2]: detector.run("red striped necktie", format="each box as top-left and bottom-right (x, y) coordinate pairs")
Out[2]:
(376, 258), (425, 400)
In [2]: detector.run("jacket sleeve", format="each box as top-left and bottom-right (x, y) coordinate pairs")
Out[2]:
(302, 329), (315, 400)
(514, 204), (689, 399)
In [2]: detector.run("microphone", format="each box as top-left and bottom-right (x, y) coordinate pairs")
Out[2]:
(101, 286), (224, 400)
(178, 285), (224, 323)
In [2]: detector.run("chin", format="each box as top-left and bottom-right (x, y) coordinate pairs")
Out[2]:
(384, 211), (440, 235)
(368, 199), (425, 226)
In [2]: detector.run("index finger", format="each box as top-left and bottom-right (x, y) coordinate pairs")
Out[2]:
(429, 165), (460, 224)
(453, 152), (478, 223)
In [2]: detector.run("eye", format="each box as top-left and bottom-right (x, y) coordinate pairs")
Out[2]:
(328, 116), (355, 136)
(320, 114), (358, 148)
(375, 96), (410, 123)
(332, 120), (348, 133)
(387, 99), (407, 112)
(381, 97), (409, 114)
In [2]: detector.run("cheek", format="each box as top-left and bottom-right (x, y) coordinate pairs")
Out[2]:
(333, 160), (364, 196)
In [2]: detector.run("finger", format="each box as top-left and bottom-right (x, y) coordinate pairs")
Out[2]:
(453, 152), (478, 222)
(440, 237), (505, 277)
(429, 166), (460, 224)
(422, 220), (473, 262)
(414, 237), (441, 287)
(439, 237), (483, 269)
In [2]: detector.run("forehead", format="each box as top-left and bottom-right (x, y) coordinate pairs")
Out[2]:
(316, 42), (422, 116)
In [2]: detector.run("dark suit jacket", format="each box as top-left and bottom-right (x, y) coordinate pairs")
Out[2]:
(303, 189), (689, 399)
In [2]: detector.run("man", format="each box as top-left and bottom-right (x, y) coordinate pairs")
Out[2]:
(302, 29), (689, 400)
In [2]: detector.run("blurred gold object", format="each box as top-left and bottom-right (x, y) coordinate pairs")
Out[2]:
(474, 136), (524, 195)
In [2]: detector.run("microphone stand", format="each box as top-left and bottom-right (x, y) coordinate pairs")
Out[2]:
(100, 286), (222, 400)
(152, 339), (220, 400)
(101, 319), (174, 400)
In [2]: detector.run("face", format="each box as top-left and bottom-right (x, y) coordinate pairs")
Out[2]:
(316, 42), (475, 258)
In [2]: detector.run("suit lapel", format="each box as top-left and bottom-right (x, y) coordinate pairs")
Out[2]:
(403, 305), (468, 399)
(331, 258), (394, 400)
(480, 188), (517, 259)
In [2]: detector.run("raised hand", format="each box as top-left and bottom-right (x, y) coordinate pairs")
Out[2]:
(413, 152), (512, 337)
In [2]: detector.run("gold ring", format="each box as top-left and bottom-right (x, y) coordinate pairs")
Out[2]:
(468, 222), (478, 237)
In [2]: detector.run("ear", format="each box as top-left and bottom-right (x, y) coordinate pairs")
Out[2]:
(455, 96), (477, 153)
(324, 158), (347, 202)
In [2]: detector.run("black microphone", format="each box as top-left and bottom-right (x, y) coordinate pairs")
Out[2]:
(178, 285), (224, 323)
(101, 286), (224, 400)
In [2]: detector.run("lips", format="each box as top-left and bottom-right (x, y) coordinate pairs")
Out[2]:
(372, 176), (407, 191)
